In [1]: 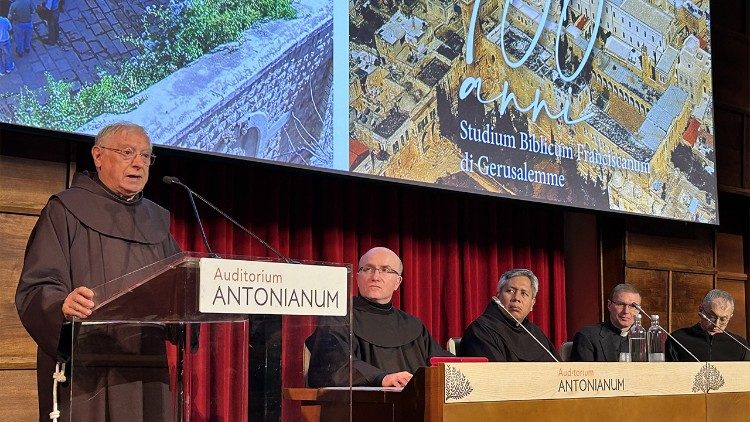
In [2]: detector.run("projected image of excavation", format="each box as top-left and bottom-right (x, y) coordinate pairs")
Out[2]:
(2, 0), (335, 169)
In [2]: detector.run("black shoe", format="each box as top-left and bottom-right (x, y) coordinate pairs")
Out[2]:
(42, 39), (56, 45)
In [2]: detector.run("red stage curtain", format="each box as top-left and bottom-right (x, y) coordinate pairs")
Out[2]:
(147, 156), (567, 420)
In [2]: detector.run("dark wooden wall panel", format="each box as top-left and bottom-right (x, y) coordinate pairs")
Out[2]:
(5, 369), (38, 422)
(711, 0), (748, 34)
(0, 214), (39, 368)
(671, 273), (715, 331)
(0, 137), (71, 420)
(564, 212), (601, 338)
(623, 268), (669, 319)
(626, 232), (714, 271)
(600, 218), (625, 307)
(714, 110), (745, 188)
(712, 0), (750, 193)
(716, 278), (747, 335)
(712, 31), (750, 114)
(711, 0), (750, 343)
(716, 233), (745, 274)
(0, 156), (68, 214)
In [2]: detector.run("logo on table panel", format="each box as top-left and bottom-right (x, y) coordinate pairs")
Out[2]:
(445, 365), (474, 400)
(692, 363), (725, 393)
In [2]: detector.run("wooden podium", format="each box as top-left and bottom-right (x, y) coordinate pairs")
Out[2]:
(284, 362), (750, 422)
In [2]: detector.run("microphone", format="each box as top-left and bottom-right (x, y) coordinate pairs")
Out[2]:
(698, 312), (750, 354)
(632, 303), (700, 362)
(491, 296), (559, 362)
(163, 176), (296, 264)
(163, 176), (217, 258)
(632, 303), (652, 322)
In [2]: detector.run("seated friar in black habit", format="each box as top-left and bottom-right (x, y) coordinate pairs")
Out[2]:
(306, 247), (452, 387)
(459, 268), (559, 362)
(667, 289), (750, 362)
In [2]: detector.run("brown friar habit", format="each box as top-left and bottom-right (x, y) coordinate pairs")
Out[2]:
(459, 301), (560, 362)
(305, 296), (452, 387)
(16, 172), (181, 422)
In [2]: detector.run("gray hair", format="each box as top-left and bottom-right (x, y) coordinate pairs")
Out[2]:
(497, 269), (538, 298)
(701, 289), (735, 310)
(610, 283), (641, 301)
(94, 122), (151, 146)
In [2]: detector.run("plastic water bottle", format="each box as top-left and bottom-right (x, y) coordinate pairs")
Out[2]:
(648, 315), (666, 362)
(629, 313), (647, 362)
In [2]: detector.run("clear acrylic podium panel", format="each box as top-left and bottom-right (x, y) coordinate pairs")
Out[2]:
(67, 252), (353, 422)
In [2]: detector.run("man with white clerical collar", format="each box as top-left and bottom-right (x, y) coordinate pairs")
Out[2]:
(306, 247), (452, 387)
(571, 283), (642, 361)
(667, 289), (750, 361)
(459, 268), (559, 361)
(16, 122), (181, 421)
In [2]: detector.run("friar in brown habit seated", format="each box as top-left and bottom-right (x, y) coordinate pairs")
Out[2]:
(306, 247), (452, 387)
(16, 122), (181, 421)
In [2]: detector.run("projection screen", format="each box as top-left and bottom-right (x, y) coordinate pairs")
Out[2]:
(0, 0), (717, 223)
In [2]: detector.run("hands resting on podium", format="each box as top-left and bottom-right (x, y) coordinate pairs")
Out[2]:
(382, 371), (413, 387)
(62, 286), (95, 320)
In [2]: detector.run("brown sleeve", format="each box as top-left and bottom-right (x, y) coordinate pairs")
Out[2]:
(15, 198), (72, 359)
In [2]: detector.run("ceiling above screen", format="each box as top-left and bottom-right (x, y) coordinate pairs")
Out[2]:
(0, 0), (717, 224)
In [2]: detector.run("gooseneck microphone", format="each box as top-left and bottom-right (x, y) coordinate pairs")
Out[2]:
(163, 176), (295, 263)
(491, 296), (559, 362)
(163, 176), (216, 258)
(698, 312), (750, 354)
(632, 303), (700, 362)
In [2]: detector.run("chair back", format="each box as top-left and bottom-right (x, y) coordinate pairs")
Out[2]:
(446, 337), (462, 355)
(559, 341), (574, 362)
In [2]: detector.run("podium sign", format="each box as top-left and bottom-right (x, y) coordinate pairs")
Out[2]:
(198, 257), (348, 316)
(66, 253), (354, 422)
(442, 362), (748, 403)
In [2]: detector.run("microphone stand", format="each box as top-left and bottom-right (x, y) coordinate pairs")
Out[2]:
(163, 176), (294, 421)
(492, 297), (559, 362)
(187, 189), (217, 258)
(163, 176), (295, 264)
(163, 177), (218, 422)
(698, 312), (750, 354)
(632, 303), (700, 362)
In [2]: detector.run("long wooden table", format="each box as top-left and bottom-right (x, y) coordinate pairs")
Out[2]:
(284, 362), (750, 421)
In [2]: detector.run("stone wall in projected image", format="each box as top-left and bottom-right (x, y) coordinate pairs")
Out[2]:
(82, 0), (334, 169)
(348, 0), (717, 223)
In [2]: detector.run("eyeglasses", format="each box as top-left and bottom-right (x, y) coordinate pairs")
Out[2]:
(610, 300), (640, 312)
(98, 145), (156, 165)
(704, 313), (732, 325)
(358, 266), (401, 277)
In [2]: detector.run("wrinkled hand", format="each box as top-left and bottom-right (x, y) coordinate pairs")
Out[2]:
(381, 371), (412, 387)
(62, 287), (95, 320)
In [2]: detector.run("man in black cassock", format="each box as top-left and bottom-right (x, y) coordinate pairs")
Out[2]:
(667, 289), (750, 361)
(571, 283), (642, 361)
(16, 122), (181, 421)
(459, 269), (559, 362)
(306, 247), (452, 388)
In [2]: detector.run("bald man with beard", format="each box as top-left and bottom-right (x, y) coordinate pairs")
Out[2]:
(306, 247), (451, 388)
